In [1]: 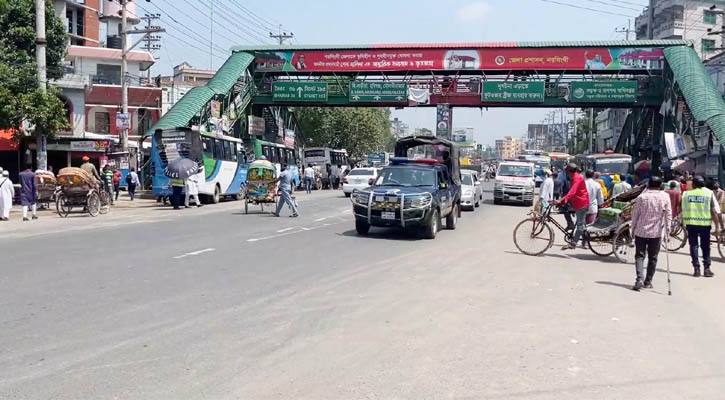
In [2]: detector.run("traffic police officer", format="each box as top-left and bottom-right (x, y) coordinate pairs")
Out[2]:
(681, 175), (722, 277)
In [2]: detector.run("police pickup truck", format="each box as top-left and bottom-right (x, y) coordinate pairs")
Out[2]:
(351, 136), (461, 239)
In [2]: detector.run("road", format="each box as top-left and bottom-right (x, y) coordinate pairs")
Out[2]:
(1, 183), (725, 399)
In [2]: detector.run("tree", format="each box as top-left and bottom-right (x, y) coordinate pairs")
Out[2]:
(295, 107), (392, 161)
(570, 109), (599, 154)
(0, 0), (69, 141)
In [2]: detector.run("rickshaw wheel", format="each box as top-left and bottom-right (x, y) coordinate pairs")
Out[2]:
(244, 198), (248, 214)
(87, 191), (100, 217)
(56, 193), (71, 218)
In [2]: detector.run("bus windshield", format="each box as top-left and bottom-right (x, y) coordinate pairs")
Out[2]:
(594, 159), (630, 175)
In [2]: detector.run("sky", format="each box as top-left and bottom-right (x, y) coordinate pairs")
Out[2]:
(135, 0), (648, 146)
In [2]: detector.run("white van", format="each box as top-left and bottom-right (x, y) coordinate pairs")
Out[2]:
(493, 161), (535, 206)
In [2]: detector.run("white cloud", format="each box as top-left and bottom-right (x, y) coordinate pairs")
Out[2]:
(457, 2), (491, 22)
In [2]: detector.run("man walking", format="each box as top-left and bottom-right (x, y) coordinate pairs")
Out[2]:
(185, 172), (202, 208)
(540, 171), (554, 203)
(0, 170), (14, 221)
(555, 163), (589, 250)
(665, 181), (682, 218)
(585, 170), (604, 225)
(304, 164), (315, 194)
(170, 178), (184, 210)
(112, 168), (122, 201)
(611, 174), (631, 198)
(127, 168), (139, 200)
(103, 165), (114, 205)
(19, 165), (37, 221)
(630, 176), (671, 291)
(273, 164), (298, 218)
(682, 176), (722, 277)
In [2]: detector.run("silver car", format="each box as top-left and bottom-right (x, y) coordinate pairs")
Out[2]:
(461, 170), (483, 211)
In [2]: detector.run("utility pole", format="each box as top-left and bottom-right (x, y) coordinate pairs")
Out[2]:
(615, 19), (635, 40)
(35, 0), (47, 170)
(707, 5), (725, 58)
(647, 0), (655, 39)
(269, 25), (294, 45)
(140, 13), (162, 82)
(120, 0), (164, 156)
(589, 108), (594, 153)
(210, 0), (214, 69)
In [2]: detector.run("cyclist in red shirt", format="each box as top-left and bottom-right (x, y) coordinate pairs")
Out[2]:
(554, 163), (590, 250)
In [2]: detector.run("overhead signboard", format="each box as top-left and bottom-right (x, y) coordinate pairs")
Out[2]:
(349, 82), (407, 102)
(569, 81), (637, 103)
(253, 47), (664, 72)
(482, 82), (545, 103)
(272, 81), (328, 102)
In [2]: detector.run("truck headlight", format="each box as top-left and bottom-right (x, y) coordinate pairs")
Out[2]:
(463, 190), (473, 197)
(353, 191), (370, 206)
(406, 194), (432, 209)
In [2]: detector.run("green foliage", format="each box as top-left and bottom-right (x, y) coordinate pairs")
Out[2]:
(295, 107), (393, 160)
(0, 0), (69, 137)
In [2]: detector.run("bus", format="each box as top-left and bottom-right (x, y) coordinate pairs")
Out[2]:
(518, 152), (551, 187)
(152, 128), (247, 203)
(303, 147), (349, 188)
(546, 152), (572, 172)
(247, 138), (300, 187)
(575, 152), (632, 176)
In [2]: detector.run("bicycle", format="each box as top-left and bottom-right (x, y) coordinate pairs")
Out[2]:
(513, 201), (613, 257)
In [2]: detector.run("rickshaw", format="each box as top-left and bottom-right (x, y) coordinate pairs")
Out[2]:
(244, 160), (278, 214)
(35, 170), (57, 207)
(55, 167), (110, 217)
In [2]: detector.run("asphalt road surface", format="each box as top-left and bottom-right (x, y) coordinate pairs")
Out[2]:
(1, 183), (725, 399)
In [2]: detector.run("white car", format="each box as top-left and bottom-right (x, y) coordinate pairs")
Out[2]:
(342, 168), (379, 197)
(461, 170), (483, 210)
(493, 161), (535, 206)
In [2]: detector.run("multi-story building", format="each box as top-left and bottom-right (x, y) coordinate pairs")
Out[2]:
(636, 0), (724, 58)
(527, 124), (549, 151)
(595, 109), (629, 153)
(390, 117), (410, 138)
(47, 0), (161, 170)
(159, 62), (216, 114)
(495, 136), (524, 160)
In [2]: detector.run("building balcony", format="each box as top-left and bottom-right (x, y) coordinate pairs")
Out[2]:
(54, 72), (91, 90)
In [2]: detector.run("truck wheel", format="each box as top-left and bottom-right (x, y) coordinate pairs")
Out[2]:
(446, 204), (458, 230)
(423, 209), (439, 239)
(212, 185), (220, 204)
(355, 220), (370, 235)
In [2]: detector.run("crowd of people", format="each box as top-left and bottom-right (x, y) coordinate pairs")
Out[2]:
(539, 163), (724, 291)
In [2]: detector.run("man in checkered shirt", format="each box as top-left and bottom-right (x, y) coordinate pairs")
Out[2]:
(630, 176), (672, 291)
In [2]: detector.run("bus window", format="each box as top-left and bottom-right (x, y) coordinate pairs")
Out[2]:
(214, 139), (224, 161)
(202, 136), (214, 159)
(223, 140), (232, 161)
(278, 148), (286, 165)
(230, 143), (238, 162)
(286, 149), (295, 165)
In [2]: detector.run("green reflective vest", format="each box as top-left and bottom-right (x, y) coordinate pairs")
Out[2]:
(170, 178), (185, 187)
(682, 187), (712, 226)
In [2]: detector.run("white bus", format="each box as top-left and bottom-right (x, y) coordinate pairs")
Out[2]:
(303, 147), (349, 188)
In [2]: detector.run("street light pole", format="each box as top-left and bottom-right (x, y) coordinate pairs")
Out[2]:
(35, 0), (47, 170)
(121, 0), (128, 153)
(589, 108), (594, 153)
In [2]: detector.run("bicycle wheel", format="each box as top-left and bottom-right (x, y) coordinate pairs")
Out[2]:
(613, 225), (635, 264)
(99, 191), (110, 214)
(663, 224), (687, 252)
(718, 233), (725, 261)
(87, 191), (100, 217)
(588, 236), (614, 257)
(55, 193), (71, 218)
(513, 218), (554, 256)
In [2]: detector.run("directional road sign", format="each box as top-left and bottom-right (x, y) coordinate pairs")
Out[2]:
(349, 82), (407, 102)
(273, 82), (328, 102)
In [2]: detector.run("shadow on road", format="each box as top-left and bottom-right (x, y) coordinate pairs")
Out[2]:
(503, 250), (569, 259)
(339, 229), (421, 241)
(656, 268), (693, 277)
(568, 253), (621, 264)
(595, 280), (633, 291)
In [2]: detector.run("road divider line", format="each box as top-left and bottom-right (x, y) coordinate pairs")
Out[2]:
(276, 227), (294, 232)
(173, 248), (216, 259)
(314, 217), (327, 222)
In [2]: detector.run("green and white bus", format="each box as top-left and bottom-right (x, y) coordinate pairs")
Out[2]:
(247, 138), (300, 187)
(152, 128), (248, 203)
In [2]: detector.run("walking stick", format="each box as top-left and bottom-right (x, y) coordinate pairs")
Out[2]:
(664, 211), (672, 296)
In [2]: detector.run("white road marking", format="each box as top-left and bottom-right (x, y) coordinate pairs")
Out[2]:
(276, 227), (294, 232)
(173, 248), (216, 259)
(314, 217), (327, 222)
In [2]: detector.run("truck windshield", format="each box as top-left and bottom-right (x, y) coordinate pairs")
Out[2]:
(594, 160), (629, 176)
(498, 165), (532, 177)
(376, 168), (436, 187)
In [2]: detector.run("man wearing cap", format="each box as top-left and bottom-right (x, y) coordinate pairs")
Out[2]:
(80, 156), (102, 185)
(681, 176), (722, 277)
(0, 169), (13, 221)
